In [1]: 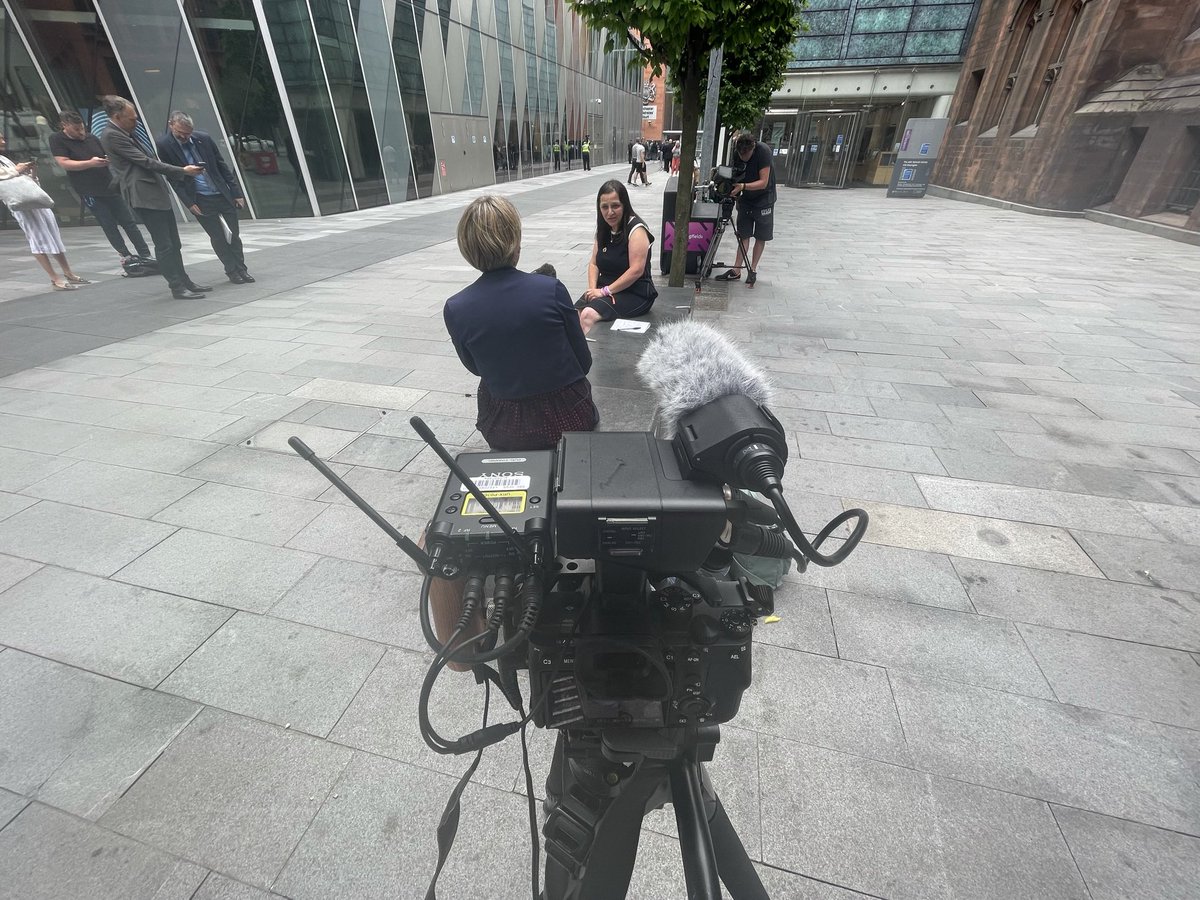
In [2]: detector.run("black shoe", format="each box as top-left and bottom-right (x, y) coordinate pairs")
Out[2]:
(185, 282), (213, 293)
(238, 269), (256, 283)
(227, 271), (246, 284)
(172, 288), (204, 299)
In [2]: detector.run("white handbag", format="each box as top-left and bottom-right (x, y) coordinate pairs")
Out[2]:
(0, 172), (55, 212)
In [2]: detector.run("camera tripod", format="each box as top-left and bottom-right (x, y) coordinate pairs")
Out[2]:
(542, 726), (768, 899)
(697, 198), (756, 289)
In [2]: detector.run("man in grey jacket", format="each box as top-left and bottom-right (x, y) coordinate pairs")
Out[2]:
(100, 96), (210, 299)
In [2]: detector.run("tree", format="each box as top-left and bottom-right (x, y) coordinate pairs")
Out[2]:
(569, 0), (802, 287)
(718, 13), (804, 132)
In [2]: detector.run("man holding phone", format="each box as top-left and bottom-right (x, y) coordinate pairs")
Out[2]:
(156, 111), (254, 284)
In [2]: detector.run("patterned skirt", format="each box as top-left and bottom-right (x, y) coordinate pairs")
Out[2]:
(477, 377), (599, 451)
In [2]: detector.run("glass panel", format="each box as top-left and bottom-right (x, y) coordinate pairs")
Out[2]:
(0, 2), (77, 226)
(792, 0), (977, 68)
(308, 0), (386, 207)
(350, 0), (414, 202)
(463, 2), (485, 117)
(391, 0), (435, 197)
(184, 0), (314, 218)
(93, 0), (234, 175)
(262, 0), (354, 214)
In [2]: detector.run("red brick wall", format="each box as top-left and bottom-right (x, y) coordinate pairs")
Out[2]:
(933, 0), (1200, 224)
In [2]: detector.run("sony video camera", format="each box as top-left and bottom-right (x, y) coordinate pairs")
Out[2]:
(424, 414), (787, 732)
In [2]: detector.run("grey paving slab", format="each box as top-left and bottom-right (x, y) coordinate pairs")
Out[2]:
(192, 873), (281, 900)
(0, 787), (27, 830)
(0, 651), (198, 819)
(272, 751), (535, 900)
(181, 444), (351, 500)
(302, 402), (391, 432)
(953, 557), (1200, 651)
(853, 500), (1103, 575)
(1066, 461), (1200, 505)
(0, 553), (40, 593)
(0, 490), (36, 522)
(0, 446), (78, 492)
(1019, 624), (1200, 728)
(289, 377), (426, 410)
(0, 567), (231, 686)
(792, 432), (948, 475)
(737, 643), (909, 765)
(0, 803), (208, 900)
(316, 466), (446, 517)
(0, 388), (134, 424)
(752, 581), (838, 657)
(782, 457), (927, 506)
(153, 482), (325, 546)
(914, 474), (1163, 538)
(0, 411), (98, 454)
(63, 428), (223, 475)
(100, 708), (352, 889)
(998, 431), (1200, 476)
(100, 404), (241, 441)
(829, 591), (1052, 697)
(758, 735), (1088, 900)
(890, 671), (1200, 834)
(329, 433), (425, 471)
(789, 540), (973, 611)
(115, 528), (319, 613)
(933, 446), (1090, 491)
(1054, 806), (1200, 900)
(286, 503), (426, 571)
(0, 500), (176, 576)
(158, 611), (384, 737)
(246, 420), (359, 458)
(1073, 530), (1200, 591)
(19, 460), (202, 518)
(269, 557), (428, 650)
(1131, 500), (1200, 543)
(329, 647), (531, 791)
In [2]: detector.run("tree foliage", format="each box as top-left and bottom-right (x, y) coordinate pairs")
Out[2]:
(569, 0), (802, 287)
(718, 9), (804, 131)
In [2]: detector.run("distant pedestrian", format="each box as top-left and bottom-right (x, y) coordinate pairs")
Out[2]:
(156, 111), (254, 285)
(50, 110), (151, 265)
(100, 96), (210, 300)
(581, 138), (591, 171)
(552, 140), (561, 172)
(630, 140), (650, 186)
(1, 132), (89, 291)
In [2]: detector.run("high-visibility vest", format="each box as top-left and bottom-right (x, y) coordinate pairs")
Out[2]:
(553, 142), (560, 153)
(582, 142), (590, 153)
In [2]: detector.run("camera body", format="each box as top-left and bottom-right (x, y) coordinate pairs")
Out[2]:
(428, 431), (768, 732)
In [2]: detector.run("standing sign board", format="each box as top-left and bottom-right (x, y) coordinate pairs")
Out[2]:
(887, 118), (948, 199)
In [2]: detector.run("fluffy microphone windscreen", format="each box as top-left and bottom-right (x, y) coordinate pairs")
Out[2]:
(636, 320), (774, 438)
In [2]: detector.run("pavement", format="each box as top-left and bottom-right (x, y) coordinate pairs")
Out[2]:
(1, 161), (1199, 900)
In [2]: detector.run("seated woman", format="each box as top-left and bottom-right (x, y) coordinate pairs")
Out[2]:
(575, 180), (658, 336)
(444, 194), (599, 451)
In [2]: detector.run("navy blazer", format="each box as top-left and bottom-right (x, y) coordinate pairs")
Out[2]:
(155, 130), (243, 207)
(444, 268), (592, 401)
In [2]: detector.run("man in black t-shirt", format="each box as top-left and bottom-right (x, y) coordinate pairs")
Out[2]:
(716, 132), (777, 287)
(49, 111), (151, 262)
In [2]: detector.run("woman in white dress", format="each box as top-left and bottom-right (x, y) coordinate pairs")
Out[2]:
(0, 130), (89, 291)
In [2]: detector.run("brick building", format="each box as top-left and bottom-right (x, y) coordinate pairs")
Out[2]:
(934, 0), (1200, 234)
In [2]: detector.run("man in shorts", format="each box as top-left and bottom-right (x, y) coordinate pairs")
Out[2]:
(716, 132), (776, 286)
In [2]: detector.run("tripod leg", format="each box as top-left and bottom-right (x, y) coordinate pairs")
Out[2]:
(698, 219), (725, 281)
(708, 797), (769, 900)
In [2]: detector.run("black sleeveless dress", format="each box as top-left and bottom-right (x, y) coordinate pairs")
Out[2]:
(577, 215), (658, 321)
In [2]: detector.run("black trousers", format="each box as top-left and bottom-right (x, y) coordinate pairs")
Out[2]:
(86, 194), (150, 258)
(582, 152), (590, 171)
(135, 207), (188, 290)
(193, 193), (245, 274)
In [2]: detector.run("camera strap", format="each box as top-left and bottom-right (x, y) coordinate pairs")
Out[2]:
(423, 747), (484, 900)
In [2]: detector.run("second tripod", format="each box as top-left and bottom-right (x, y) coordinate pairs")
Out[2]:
(697, 197), (756, 290)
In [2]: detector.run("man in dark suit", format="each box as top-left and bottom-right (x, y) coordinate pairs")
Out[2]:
(99, 96), (210, 299)
(157, 112), (254, 284)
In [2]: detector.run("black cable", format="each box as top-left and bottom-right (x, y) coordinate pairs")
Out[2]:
(766, 486), (868, 567)
(520, 723), (540, 900)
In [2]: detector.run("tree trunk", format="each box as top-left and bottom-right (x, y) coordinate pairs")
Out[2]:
(668, 31), (703, 288)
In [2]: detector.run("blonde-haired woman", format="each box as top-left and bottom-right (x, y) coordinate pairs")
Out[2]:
(444, 194), (598, 450)
(0, 131), (89, 291)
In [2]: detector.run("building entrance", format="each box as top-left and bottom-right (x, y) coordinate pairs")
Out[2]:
(785, 111), (864, 188)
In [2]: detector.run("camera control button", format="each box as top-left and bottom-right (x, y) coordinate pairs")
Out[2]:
(450, 493), (462, 501)
(530, 496), (542, 504)
(444, 506), (457, 514)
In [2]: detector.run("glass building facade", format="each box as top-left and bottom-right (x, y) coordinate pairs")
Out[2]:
(0, 0), (641, 224)
(791, 0), (979, 70)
